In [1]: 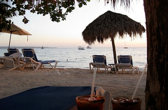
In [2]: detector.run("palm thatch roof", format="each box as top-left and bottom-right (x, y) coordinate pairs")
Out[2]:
(82, 10), (145, 44)
(82, 10), (145, 65)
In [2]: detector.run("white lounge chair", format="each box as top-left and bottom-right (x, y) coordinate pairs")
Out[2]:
(4, 48), (20, 56)
(89, 55), (109, 73)
(115, 55), (139, 74)
(20, 57), (41, 71)
(21, 48), (57, 70)
(3, 52), (25, 71)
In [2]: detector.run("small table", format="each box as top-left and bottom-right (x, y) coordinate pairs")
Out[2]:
(108, 64), (116, 73)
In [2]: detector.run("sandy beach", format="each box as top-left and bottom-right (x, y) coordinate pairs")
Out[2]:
(0, 67), (146, 110)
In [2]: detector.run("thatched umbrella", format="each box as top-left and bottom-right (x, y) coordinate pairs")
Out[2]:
(82, 10), (145, 64)
(1, 23), (31, 49)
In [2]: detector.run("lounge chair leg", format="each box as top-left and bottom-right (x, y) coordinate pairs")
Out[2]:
(20, 64), (26, 70)
(49, 63), (53, 68)
(132, 68), (135, 74)
(34, 63), (41, 71)
(89, 63), (92, 71)
(105, 68), (107, 73)
(115, 66), (118, 74)
(9, 66), (18, 71)
(54, 61), (57, 68)
(137, 68), (139, 74)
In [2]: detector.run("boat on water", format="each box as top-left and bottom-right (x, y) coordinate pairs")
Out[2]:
(41, 46), (44, 49)
(124, 47), (128, 49)
(86, 46), (91, 49)
(78, 46), (85, 50)
(124, 41), (128, 49)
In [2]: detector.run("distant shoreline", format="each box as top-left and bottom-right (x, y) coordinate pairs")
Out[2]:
(0, 46), (147, 48)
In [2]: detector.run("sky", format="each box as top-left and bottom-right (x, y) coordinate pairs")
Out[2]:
(0, 0), (146, 48)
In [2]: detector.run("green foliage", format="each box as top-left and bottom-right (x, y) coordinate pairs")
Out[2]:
(0, 0), (90, 31)
(0, 1), (13, 31)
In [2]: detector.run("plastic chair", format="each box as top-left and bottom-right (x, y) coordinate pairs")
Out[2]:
(22, 48), (57, 70)
(89, 55), (109, 73)
(4, 48), (19, 56)
(115, 55), (139, 74)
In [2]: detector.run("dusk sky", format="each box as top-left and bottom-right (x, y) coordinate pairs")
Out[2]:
(0, 0), (146, 48)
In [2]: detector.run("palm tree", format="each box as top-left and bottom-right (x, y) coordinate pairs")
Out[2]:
(144, 0), (168, 109)
(104, 0), (168, 109)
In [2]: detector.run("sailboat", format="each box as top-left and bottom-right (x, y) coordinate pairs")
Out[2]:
(78, 46), (85, 50)
(124, 46), (128, 49)
(124, 41), (128, 49)
(86, 45), (91, 49)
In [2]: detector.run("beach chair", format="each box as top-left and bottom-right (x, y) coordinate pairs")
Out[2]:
(3, 52), (26, 71)
(89, 55), (109, 73)
(4, 48), (20, 56)
(22, 48), (57, 70)
(115, 55), (139, 74)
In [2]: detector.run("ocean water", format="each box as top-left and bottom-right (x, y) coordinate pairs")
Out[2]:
(0, 47), (147, 70)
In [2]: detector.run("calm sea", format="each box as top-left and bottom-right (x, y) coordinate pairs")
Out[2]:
(0, 47), (147, 70)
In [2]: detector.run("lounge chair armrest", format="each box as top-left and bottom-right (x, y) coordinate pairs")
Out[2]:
(21, 57), (40, 64)
(20, 57), (31, 61)
(92, 62), (106, 65)
(90, 62), (107, 68)
(116, 63), (132, 67)
(4, 57), (14, 60)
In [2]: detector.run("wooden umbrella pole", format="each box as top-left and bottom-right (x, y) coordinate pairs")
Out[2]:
(111, 37), (117, 64)
(8, 33), (12, 49)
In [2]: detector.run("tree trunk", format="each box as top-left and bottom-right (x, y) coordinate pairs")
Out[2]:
(144, 0), (168, 109)
(111, 37), (117, 64)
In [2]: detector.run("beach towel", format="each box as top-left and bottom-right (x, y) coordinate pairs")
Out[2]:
(0, 86), (93, 110)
